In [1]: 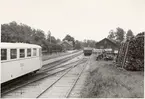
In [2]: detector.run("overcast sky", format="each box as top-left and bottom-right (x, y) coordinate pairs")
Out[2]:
(0, 0), (145, 41)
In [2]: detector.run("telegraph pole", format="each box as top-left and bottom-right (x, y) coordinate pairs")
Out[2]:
(48, 30), (51, 44)
(48, 31), (51, 54)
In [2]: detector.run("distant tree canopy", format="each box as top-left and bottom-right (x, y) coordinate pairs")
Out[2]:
(56, 38), (61, 43)
(2, 21), (123, 52)
(63, 34), (75, 47)
(107, 27), (126, 45)
(74, 40), (82, 49)
(126, 29), (134, 39)
(63, 34), (74, 41)
(46, 35), (57, 44)
(107, 30), (115, 40)
(115, 27), (126, 43)
(1, 21), (45, 44)
(82, 39), (96, 48)
(1, 21), (63, 53)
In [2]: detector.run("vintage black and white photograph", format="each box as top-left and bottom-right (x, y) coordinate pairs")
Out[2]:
(0, 0), (144, 98)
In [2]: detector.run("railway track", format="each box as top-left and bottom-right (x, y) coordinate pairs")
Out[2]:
(42, 50), (80, 61)
(1, 54), (88, 98)
(1, 52), (82, 94)
(42, 51), (82, 66)
(37, 57), (90, 98)
(42, 52), (82, 70)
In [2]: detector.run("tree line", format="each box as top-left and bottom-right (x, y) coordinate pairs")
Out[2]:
(1, 21), (97, 53)
(107, 27), (134, 46)
(2, 21), (136, 51)
(1, 21), (63, 53)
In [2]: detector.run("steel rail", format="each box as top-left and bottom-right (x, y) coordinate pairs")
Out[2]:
(42, 52), (82, 68)
(36, 58), (87, 98)
(65, 57), (90, 98)
(1, 56), (78, 92)
(1, 53), (82, 95)
(41, 53), (82, 71)
(1, 57), (85, 96)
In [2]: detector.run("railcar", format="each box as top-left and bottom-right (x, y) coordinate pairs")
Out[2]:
(83, 47), (92, 56)
(1, 43), (42, 83)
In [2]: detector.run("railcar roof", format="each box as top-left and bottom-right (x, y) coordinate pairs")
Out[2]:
(0, 42), (41, 48)
(84, 47), (92, 50)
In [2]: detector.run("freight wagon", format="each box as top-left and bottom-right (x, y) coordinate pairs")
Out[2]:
(83, 47), (92, 56)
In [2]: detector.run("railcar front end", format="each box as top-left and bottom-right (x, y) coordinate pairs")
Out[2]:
(1, 43), (42, 84)
(83, 47), (92, 56)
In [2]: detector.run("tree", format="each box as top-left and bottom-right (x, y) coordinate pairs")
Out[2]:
(115, 27), (125, 43)
(86, 40), (96, 48)
(33, 29), (46, 45)
(51, 36), (57, 44)
(46, 32), (57, 44)
(82, 39), (87, 47)
(1, 21), (34, 43)
(107, 30), (115, 40)
(56, 38), (61, 43)
(63, 34), (74, 41)
(74, 40), (82, 49)
(20, 23), (35, 43)
(1, 21), (48, 50)
(1, 23), (12, 42)
(107, 27), (126, 46)
(1, 21), (65, 53)
(126, 29), (134, 39)
(63, 34), (75, 47)
(81, 39), (96, 48)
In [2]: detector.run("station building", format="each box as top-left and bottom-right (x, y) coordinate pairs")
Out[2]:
(95, 38), (119, 54)
(60, 40), (73, 51)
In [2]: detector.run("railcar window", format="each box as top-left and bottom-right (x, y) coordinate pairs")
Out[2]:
(10, 49), (17, 59)
(39, 48), (42, 56)
(1, 49), (7, 60)
(20, 49), (25, 58)
(33, 48), (37, 56)
(27, 49), (31, 57)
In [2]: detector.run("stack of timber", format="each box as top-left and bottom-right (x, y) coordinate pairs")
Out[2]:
(116, 41), (128, 67)
(124, 32), (144, 70)
(116, 32), (144, 71)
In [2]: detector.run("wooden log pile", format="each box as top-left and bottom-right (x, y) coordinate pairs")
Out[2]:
(116, 41), (128, 67)
(124, 32), (144, 70)
(116, 32), (144, 71)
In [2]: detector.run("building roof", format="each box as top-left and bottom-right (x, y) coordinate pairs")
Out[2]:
(60, 40), (73, 47)
(95, 38), (118, 47)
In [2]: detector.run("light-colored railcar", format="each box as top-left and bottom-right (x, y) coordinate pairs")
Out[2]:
(1, 43), (42, 83)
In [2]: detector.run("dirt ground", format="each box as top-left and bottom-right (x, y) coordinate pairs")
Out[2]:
(81, 54), (144, 98)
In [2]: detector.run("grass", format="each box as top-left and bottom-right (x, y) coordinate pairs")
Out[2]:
(42, 52), (68, 61)
(81, 55), (144, 98)
(42, 50), (80, 61)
